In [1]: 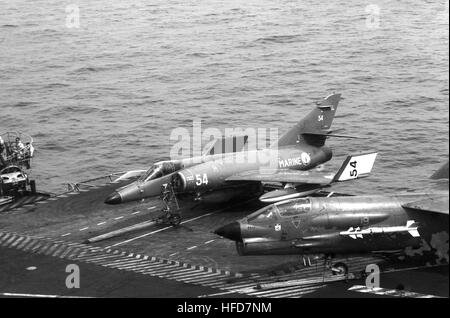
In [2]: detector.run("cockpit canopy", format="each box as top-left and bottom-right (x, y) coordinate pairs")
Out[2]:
(138, 161), (183, 182)
(248, 204), (278, 222)
(276, 198), (311, 217)
(247, 198), (311, 222)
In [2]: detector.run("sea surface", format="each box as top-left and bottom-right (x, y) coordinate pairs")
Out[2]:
(1, 0), (448, 194)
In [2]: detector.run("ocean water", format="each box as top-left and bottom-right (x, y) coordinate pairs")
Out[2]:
(1, 0), (448, 194)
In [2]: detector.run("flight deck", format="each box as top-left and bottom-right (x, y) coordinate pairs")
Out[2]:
(0, 175), (447, 298)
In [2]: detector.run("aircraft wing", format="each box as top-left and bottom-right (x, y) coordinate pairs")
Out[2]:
(226, 152), (378, 185)
(226, 169), (335, 185)
(402, 196), (449, 215)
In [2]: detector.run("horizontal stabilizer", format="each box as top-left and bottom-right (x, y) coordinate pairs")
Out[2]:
(305, 133), (365, 139)
(303, 130), (365, 139)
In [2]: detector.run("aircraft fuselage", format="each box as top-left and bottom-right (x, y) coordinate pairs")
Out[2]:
(172, 145), (332, 195)
(107, 144), (332, 204)
(216, 193), (449, 264)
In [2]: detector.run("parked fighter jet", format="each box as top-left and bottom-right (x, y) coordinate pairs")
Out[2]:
(104, 134), (249, 204)
(215, 161), (449, 273)
(106, 93), (374, 206)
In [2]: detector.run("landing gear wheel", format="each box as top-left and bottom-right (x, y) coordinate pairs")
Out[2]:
(331, 262), (348, 276)
(155, 209), (181, 227)
(169, 214), (181, 226)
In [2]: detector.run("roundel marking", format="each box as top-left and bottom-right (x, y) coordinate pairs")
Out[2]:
(301, 152), (311, 165)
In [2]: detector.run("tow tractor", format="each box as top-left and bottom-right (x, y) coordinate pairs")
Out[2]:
(0, 132), (37, 205)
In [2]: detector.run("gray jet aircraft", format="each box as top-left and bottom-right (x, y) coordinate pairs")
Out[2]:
(106, 93), (375, 207)
(215, 161), (449, 274)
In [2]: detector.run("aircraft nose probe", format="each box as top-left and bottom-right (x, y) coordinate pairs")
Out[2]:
(104, 191), (122, 205)
(214, 222), (242, 242)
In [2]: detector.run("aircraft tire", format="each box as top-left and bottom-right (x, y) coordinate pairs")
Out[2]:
(332, 262), (348, 276)
(170, 215), (181, 226)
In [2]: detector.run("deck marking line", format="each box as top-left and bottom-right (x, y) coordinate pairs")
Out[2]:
(109, 211), (218, 247)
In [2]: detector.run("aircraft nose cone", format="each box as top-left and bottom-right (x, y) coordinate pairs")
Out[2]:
(104, 191), (122, 205)
(214, 222), (242, 242)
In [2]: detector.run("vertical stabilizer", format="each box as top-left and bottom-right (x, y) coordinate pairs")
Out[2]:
(273, 93), (342, 148)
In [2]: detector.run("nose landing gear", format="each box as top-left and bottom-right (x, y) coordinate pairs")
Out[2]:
(158, 183), (182, 226)
(322, 255), (349, 277)
(331, 262), (349, 276)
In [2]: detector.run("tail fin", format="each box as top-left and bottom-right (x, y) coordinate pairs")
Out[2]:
(430, 161), (449, 180)
(333, 152), (378, 182)
(273, 93), (342, 148)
